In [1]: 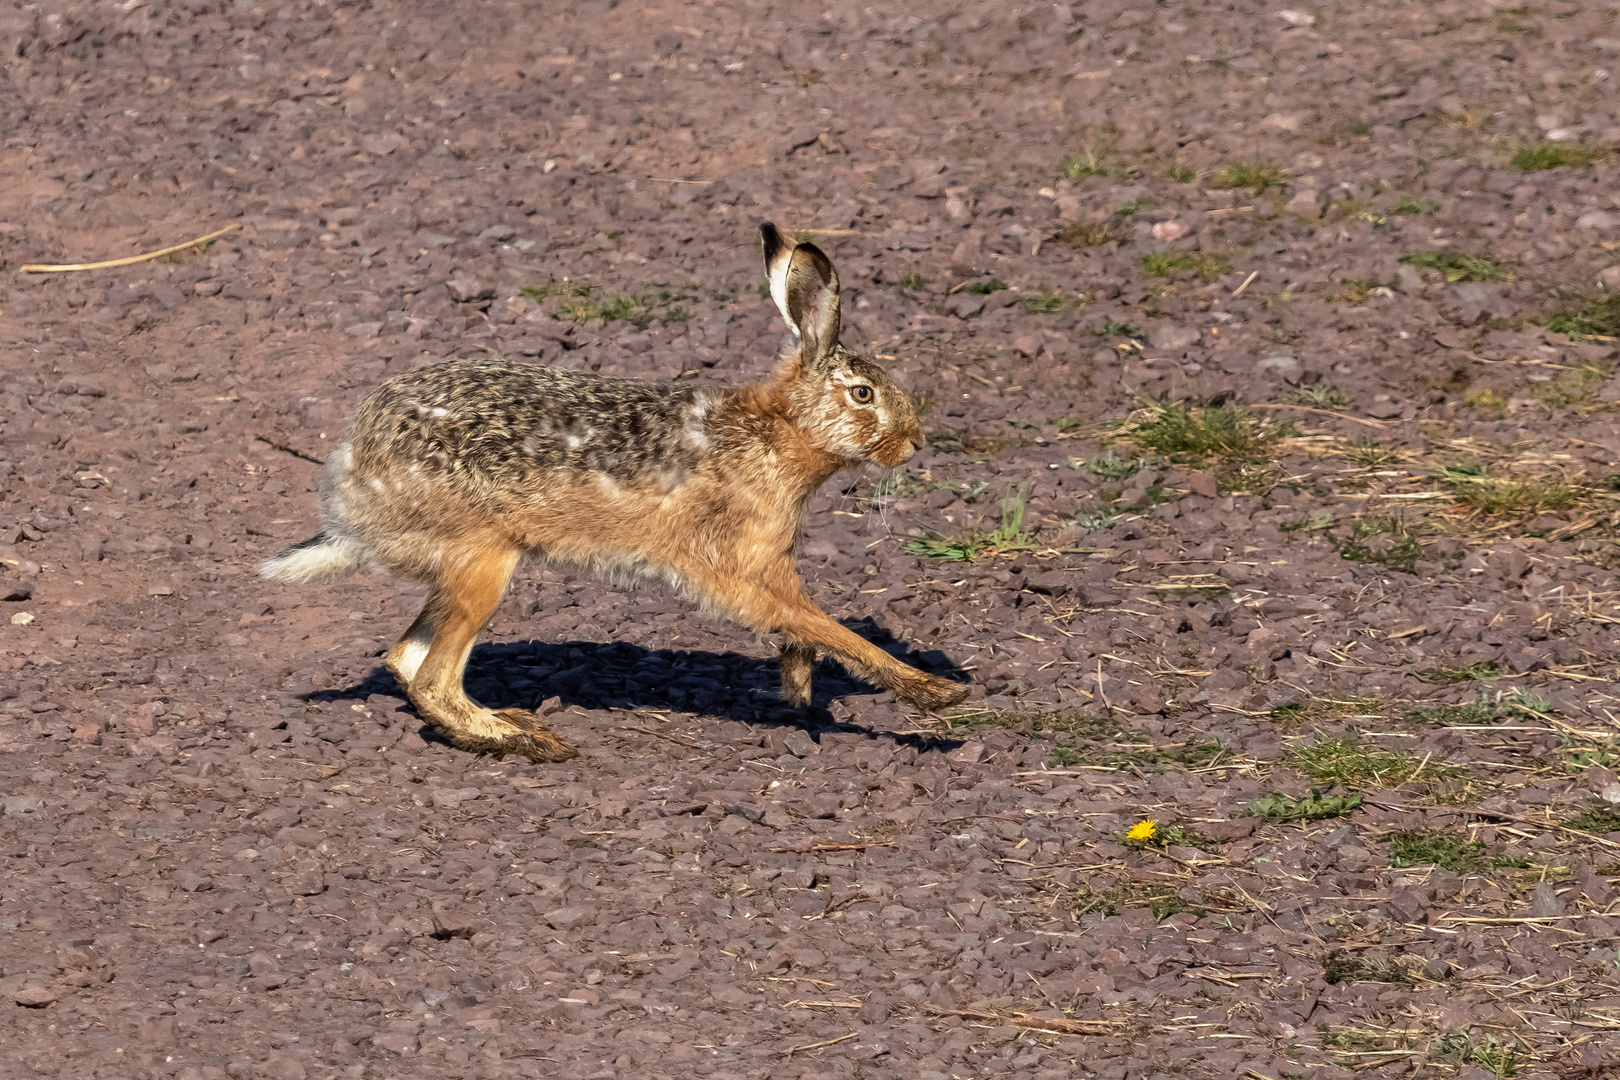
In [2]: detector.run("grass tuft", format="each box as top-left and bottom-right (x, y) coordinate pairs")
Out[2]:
(1568, 803), (1620, 835)
(1058, 221), (1117, 249)
(1398, 251), (1513, 283)
(1208, 159), (1286, 193)
(1061, 148), (1111, 181)
(1121, 403), (1292, 463)
(907, 484), (1035, 561)
(1543, 293), (1620, 340)
(1290, 735), (1451, 787)
(1390, 829), (1488, 873)
(1333, 514), (1423, 574)
(1139, 251), (1230, 280)
(1511, 141), (1607, 172)
(1246, 791), (1363, 823)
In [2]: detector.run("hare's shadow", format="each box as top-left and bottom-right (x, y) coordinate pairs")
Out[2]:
(313, 616), (968, 751)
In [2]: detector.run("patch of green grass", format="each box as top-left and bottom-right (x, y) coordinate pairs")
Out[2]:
(1344, 439), (1399, 468)
(943, 709), (1110, 737)
(1319, 1027), (1386, 1051)
(1290, 735), (1449, 787)
(1280, 510), (1335, 533)
(1280, 381), (1351, 411)
(1072, 879), (1204, 921)
(1123, 820), (1224, 852)
(1333, 514), (1424, 574)
(1061, 148), (1111, 181)
(1022, 287), (1067, 314)
(1072, 510), (1121, 531)
(1432, 463), (1577, 515)
(1407, 688), (1554, 726)
(1415, 661), (1501, 685)
(1045, 729), (1222, 772)
(1395, 195), (1442, 215)
(1543, 293), (1620, 340)
(1532, 363), (1613, 410)
(1431, 1030), (1530, 1078)
(1398, 250), (1513, 283)
(965, 278), (1008, 295)
(898, 274), (930, 291)
(1246, 790), (1363, 823)
(1139, 251), (1230, 280)
(1568, 803), (1620, 834)
(907, 391), (936, 417)
(906, 484), (1035, 561)
(1097, 318), (1144, 340)
(1165, 164), (1196, 183)
(1329, 278), (1388, 305)
(1209, 159), (1286, 193)
(1323, 951), (1419, 986)
(1122, 403), (1293, 463)
(1511, 141), (1607, 172)
(523, 282), (693, 329)
(1077, 450), (1142, 480)
(1465, 387), (1510, 418)
(1058, 221), (1116, 249)
(1390, 829), (1488, 873)
(519, 281), (593, 302)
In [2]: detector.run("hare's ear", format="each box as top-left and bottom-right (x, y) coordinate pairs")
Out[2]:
(761, 222), (840, 365)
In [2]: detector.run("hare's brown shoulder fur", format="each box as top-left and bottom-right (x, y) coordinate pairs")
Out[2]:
(262, 224), (969, 762)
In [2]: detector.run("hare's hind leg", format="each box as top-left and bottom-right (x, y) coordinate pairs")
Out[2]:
(407, 546), (578, 763)
(385, 605), (436, 690)
(779, 642), (816, 707)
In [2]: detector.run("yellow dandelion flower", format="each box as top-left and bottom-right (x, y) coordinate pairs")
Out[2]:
(1127, 819), (1158, 841)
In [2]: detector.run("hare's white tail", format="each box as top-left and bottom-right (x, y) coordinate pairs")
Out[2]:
(260, 532), (363, 584)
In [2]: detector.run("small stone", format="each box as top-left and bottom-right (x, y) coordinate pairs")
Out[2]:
(10, 611), (34, 625)
(1185, 471), (1219, 499)
(1011, 334), (1042, 357)
(446, 275), (494, 303)
(945, 293), (985, 319)
(431, 904), (478, 939)
(179, 872), (213, 892)
(782, 730), (821, 758)
(478, 224), (515, 240)
(2, 795), (43, 816)
(1150, 219), (1189, 240)
(344, 321), (384, 338)
(1284, 188), (1322, 219)
(147, 580), (175, 597)
(193, 280), (224, 296)
(544, 906), (595, 931)
(1257, 353), (1299, 373)
(12, 982), (57, 1007)
(71, 724), (102, 746)
(947, 741), (986, 764)
(1577, 210), (1618, 231)
(1528, 881), (1565, 919)
(1, 582), (31, 602)
(1152, 324), (1199, 351)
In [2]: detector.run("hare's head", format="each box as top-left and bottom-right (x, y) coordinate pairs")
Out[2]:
(762, 223), (925, 469)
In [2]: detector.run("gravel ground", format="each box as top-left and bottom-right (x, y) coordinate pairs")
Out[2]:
(4, 1), (1620, 1078)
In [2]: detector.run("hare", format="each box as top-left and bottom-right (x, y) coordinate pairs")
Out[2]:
(261, 223), (969, 762)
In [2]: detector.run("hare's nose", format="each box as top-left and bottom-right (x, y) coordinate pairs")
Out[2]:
(909, 433), (925, 452)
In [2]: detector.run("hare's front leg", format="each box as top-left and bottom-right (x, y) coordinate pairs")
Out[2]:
(779, 642), (816, 707)
(735, 564), (968, 711)
(406, 546), (578, 763)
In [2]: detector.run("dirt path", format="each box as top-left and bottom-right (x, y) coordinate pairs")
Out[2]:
(4, 2), (1620, 1077)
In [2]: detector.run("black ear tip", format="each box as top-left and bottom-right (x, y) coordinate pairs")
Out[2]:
(760, 222), (786, 261)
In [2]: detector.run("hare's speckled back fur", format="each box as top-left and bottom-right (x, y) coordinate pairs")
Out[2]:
(262, 223), (969, 761)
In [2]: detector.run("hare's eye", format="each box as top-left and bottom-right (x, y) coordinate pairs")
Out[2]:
(850, 385), (875, 405)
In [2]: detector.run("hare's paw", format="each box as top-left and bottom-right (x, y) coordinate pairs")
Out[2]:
(435, 708), (578, 763)
(779, 643), (816, 707)
(896, 673), (970, 712)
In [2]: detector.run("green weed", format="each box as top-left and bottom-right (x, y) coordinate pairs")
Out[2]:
(1398, 251), (1513, 283)
(1058, 221), (1117, 249)
(1280, 510), (1334, 533)
(1281, 381), (1352, 411)
(1097, 318), (1144, 340)
(1415, 661), (1501, 685)
(1390, 830), (1487, 873)
(1290, 735), (1450, 787)
(1122, 403), (1293, 463)
(1078, 450), (1142, 480)
(1165, 164), (1196, 183)
(1568, 803), (1620, 834)
(1061, 148), (1111, 181)
(1395, 195), (1441, 215)
(1433, 463), (1577, 515)
(1072, 879), (1204, 921)
(906, 484), (1035, 561)
(1209, 159), (1286, 193)
(1344, 439), (1399, 468)
(1246, 791), (1363, 823)
(899, 274), (930, 291)
(1022, 287), (1067, 314)
(1333, 515), (1424, 574)
(1543, 294), (1620, 340)
(1431, 1030), (1530, 1077)
(965, 278), (1008, 295)
(1139, 251), (1230, 280)
(1323, 952), (1418, 986)
(1511, 141), (1607, 172)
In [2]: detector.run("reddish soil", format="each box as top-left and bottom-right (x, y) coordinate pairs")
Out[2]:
(4, 2), (1620, 1078)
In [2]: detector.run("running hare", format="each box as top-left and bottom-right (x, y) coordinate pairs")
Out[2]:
(261, 223), (969, 761)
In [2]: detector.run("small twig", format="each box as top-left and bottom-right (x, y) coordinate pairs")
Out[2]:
(622, 726), (698, 748)
(22, 223), (239, 273)
(255, 434), (326, 465)
(924, 1006), (1118, 1036)
(769, 842), (895, 854)
(805, 892), (879, 921)
(647, 177), (714, 184)
(1231, 269), (1259, 296)
(1248, 403), (1392, 428)
(782, 1031), (859, 1056)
